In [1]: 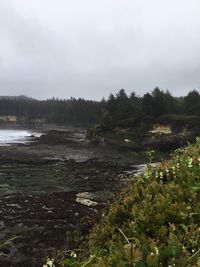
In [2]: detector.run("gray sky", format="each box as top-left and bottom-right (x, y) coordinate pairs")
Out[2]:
(0, 0), (199, 100)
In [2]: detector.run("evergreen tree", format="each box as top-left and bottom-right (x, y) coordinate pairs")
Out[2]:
(184, 90), (200, 115)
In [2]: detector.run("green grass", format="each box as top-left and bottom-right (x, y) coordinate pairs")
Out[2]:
(61, 137), (200, 267)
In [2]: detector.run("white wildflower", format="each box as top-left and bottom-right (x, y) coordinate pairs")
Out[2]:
(188, 157), (193, 168)
(171, 166), (176, 175)
(176, 163), (180, 169)
(43, 258), (55, 267)
(155, 246), (159, 255)
(70, 251), (77, 258)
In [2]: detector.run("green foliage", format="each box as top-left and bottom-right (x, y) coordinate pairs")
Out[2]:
(101, 88), (200, 130)
(184, 90), (200, 115)
(0, 97), (101, 125)
(158, 114), (200, 132)
(77, 137), (200, 266)
(0, 88), (200, 129)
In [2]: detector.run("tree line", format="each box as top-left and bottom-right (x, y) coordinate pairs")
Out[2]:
(0, 88), (199, 126)
(0, 97), (101, 125)
(102, 88), (200, 124)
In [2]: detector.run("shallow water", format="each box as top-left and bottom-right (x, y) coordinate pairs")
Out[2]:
(0, 129), (41, 145)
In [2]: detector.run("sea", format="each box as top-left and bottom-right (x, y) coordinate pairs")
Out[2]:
(0, 129), (41, 145)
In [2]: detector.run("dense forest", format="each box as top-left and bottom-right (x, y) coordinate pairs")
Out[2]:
(0, 88), (199, 126)
(100, 88), (200, 126)
(0, 96), (101, 125)
(100, 88), (200, 132)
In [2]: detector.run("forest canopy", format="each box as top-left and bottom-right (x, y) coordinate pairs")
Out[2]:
(0, 88), (199, 126)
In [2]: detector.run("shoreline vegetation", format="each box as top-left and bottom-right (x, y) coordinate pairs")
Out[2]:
(58, 137), (200, 267)
(0, 88), (200, 266)
(86, 88), (200, 153)
(1, 88), (200, 153)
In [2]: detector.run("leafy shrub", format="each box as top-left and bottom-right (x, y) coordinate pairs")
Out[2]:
(158, 114), (200, 132)
(62, 137), (200, 267)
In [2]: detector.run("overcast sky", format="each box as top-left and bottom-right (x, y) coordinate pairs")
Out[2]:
(0, 0), (199, 100)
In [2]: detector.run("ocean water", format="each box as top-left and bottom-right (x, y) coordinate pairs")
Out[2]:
(0, 129), (40, 145)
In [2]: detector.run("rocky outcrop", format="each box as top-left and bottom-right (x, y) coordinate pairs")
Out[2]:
(86, 123), (197, 152)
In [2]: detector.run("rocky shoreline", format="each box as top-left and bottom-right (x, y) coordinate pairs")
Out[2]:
(86, 124), (196, 152)
(0, 126), (141, 266)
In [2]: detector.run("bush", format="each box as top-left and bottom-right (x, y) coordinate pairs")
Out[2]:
(62, 137), (200, 267)
(158, 114), (200, 132)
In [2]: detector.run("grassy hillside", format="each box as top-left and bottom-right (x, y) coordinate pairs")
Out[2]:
(61, 137), (200, 267)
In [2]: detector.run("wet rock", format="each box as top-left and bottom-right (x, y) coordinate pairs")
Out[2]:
(0, 220), (5, 228)
(0, 126), (138, 266)
(76, 196), (98, 207)
(7, 203), (22, 209)
(17, 222), (23, 228)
